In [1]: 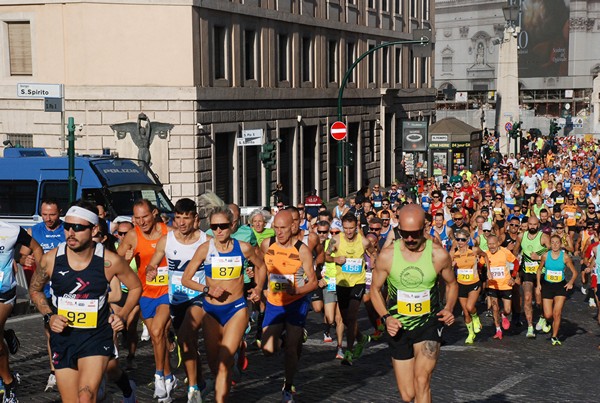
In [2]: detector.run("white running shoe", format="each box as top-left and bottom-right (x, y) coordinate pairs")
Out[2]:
(44, 373), (56, 392)
(590, 299), (597, 308)
(154, 374), (167, 399)
(141, 323), (151, 342)
(165, 375), (178, 397)
(187, 388), (203, 403)
(581, 286), (587, 295)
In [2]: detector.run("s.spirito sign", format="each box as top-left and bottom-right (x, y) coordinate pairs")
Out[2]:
(17, 83), (62, 98)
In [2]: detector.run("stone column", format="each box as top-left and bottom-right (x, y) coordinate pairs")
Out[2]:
(496, 28), (520, 156)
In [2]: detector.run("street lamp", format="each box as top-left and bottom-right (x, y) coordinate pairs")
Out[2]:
(496, 0), (521, 156)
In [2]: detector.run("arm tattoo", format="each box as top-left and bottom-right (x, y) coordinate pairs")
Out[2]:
(421, 340), (440, 360)
(326, 238), (336, 254)
(30, 263), (51, 313)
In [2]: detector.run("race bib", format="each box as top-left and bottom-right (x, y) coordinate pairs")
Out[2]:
(396, 290), (431, 317)
(365, 271), (373, 286)
(57, 297), (98, 329)
(457, 268), (475, 282)
(556, 197), (564, 204)
(269, 273), (294, 292)
(147, 266), (168, 286)
(373, 201), (382, 208)
(327, 277), (336, 292)
(490, 266), (506, 279)
(169, 271), (202, 298)
(211, 256), (242, 280)
(546, 270), (563, 283)
(493, 207), (503, 215)
(524, 261), (539, 274)
(341, 258), (363, 274)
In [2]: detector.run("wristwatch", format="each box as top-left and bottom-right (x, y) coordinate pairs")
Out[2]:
(203, 286), (210, 294)
(43, 313), (53, 325)
(381, 313), (391, 324)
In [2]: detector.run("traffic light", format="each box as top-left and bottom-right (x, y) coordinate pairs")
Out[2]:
(549, 119), (559, 137)
(260, 142), (276, 168)
(344, 142), (354, 166)
(509, 122), (521, 139)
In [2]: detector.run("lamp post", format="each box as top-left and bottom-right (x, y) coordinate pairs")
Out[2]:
(496, 0), (521, 156)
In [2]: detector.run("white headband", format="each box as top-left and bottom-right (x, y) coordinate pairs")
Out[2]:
(65, 206), (99, 226)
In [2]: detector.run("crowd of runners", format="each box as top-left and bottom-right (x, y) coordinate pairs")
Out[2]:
(0, 135), (599, 402)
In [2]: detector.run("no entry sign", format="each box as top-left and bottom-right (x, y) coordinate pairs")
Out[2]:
(331, 121), (347, 141)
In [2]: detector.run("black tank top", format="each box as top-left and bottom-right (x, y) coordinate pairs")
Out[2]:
(51, 243), (110, 332)
(501, 234), (517, 248)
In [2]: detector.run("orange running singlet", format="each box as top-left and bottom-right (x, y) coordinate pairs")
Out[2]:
(134, 224), (168, 299)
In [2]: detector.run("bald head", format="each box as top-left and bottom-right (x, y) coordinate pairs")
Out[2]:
(273, 210), (294, 245)
(398, 204), (425, 231)
(274, 210), (293, 226)
(527, 215), (539, 225)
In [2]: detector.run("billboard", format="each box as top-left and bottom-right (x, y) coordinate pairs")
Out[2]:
(402, 121), (428, 152)
(518, 0), (570, 78)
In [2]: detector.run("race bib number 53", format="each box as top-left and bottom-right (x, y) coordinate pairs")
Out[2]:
(57, 297), (98, 329)
(211, 256), (242, 280)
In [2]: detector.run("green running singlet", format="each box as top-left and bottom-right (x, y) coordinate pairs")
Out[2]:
(387, 239), (440, 331)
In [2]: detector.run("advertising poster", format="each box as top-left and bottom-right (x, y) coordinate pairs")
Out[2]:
(402, 121), (428, 152)
(518, 0), (570, 78)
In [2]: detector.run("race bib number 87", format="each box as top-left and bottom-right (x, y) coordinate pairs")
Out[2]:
(57, 297), (98, 329)
(211, 256), (242, 280)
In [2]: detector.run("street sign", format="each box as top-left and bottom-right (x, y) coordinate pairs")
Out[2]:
(17, 83), (62, 98)
(331, 121), (347, 141)
(237, 129), (263, 146)
(44, 98), (62, 113)
(505, 122), (513, 132)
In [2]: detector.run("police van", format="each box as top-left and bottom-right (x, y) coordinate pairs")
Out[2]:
(0, 147), (174, 227)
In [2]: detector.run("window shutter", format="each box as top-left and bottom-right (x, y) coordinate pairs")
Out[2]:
(8, 22), (32, 76)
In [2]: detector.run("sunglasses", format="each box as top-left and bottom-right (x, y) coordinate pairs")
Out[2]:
(453, 217), (463, 221)
(276, 204), (284, 208)
(317, 230), (329, 234)
(330, 230), (340, 235)
(117, 231), (128, 236)
(456, 238), (468, 242)
(399, 228), (423, 239)
(297, 207), (305, 210)
(93, 233), (105, 239)
(210, 223), (230, 231)
(64, 222), (94, 232)
(509, 224), (519, 227)
(382, 218), (390, 221)
(556, 226), (564, 229)
(369, 227), (381, 231)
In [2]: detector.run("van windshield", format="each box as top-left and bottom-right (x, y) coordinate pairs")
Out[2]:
(107, 188), (174, 216)
(89, 159), (159, 187)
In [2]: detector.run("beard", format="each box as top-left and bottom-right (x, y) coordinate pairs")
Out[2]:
(528, 228), (539, 235)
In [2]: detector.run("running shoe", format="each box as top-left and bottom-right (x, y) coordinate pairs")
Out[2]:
(165, 375), (178, 398)
(535, 317), (546, 332)
(590, 299), (597, 308)
(493, 329), (503, 340)
(341, 350), (354, 366)
(551, 337), (562, 346)
(45, 373), (56, 392)
(200, 378), (215, 401)
(154, 374), (167, 399)
(484, 310), (493, 317)
(281, 389), (295, 403)
(581, 286), (587, 295)
(302, 328), (308, 343)
(123, 379), (137, 403)
(335, 347), (344, 360)
(501, 315), (510, 331)
(281, 382), (296, 394)
(170, 335), (182, 369)
(238, 341), (248, 371)
(3, 329), (19, 355)
(465, 333), (476, 344)
(352, 334), (370, 359)
(526, 326), (536, 338)
(141, 323), (150, 342)
(542, 322), (552, 334)
(3, 388), (17, 403)
(323, 332), (333, 343)
(472, 315), (482, 334)
(187, 388), (202, 403)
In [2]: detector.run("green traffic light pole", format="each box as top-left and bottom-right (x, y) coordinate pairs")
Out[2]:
(67, 117), (76, 203)
(336, 36), (430, 198)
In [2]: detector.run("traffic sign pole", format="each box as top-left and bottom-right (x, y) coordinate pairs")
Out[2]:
(331, 121), (348, 197)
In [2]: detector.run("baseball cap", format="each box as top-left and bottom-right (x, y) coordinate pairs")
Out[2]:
(454, 183), (461, 188)
(482, 222), (492, 231)
(113, 216), (133, 224)
(331, 219), (343, 232)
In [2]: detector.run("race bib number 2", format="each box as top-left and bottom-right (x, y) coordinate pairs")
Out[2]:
(57, 297), (98, 329)
(211, 256), (242, 280)
(396, 290), (431, 317)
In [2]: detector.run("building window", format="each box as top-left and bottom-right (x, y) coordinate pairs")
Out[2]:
(301, 36), (312, 83)
(7, 22), (32, 76)
(395, 47), (402, 84)
(346, 42), (355, 83)
(382, 47), (389, 84)
(410, 50), (417, 84)
(382, 0), (388, 12)
(368, 0), (376, 9)
(420, 56), (427, 86)
(410, 0), (417, 18)
(395, 0), (403, 15)
(442, 56), (452, 73)
(328, 40), (337, 83)
(422, 0), (429, 20)
(214, 26), (227, 80)
(368, 43), (376, 84)
(278, 34), (290, 82)
(244, 30), (256, 80)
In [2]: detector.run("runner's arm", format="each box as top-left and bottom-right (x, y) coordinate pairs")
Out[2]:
(29, 252), (54, 316)
(181, 241), (210, 293)
(108, 252), (142, 320)
(146, 234), (168, 281)
(536, 253), (547, 286)
(291, 245), (317, 296)
(564, 254), (578, 288)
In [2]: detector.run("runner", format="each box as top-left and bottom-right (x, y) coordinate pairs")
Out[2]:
(181, 193), (264, 403)
(147, 198), (210, 403)
(117, 199), (176, 401)
(536, 235), (577, 345)
(29, 201), (142, 402)
(515, 215), (551, 338)
(325, 213), (376, 366)
(370, 204), (457, 402)
(261, 210), (317, 403)
(485, 235), (520, 339)
(452, 228), (488, 344)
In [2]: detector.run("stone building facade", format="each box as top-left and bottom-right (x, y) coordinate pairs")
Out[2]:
(0, 0), (436, 207)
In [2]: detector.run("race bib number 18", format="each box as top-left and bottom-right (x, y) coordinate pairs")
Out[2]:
(396, 290), (431, 317)
(57, 297), (98, 329)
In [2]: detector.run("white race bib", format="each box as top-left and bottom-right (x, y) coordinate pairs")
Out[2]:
(57, 297), (99, 329)
(490, 266), (505, 279)
(396, 290), (431, 317)
(269, 273), (294, 292)
(546, 270), (563, 283)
